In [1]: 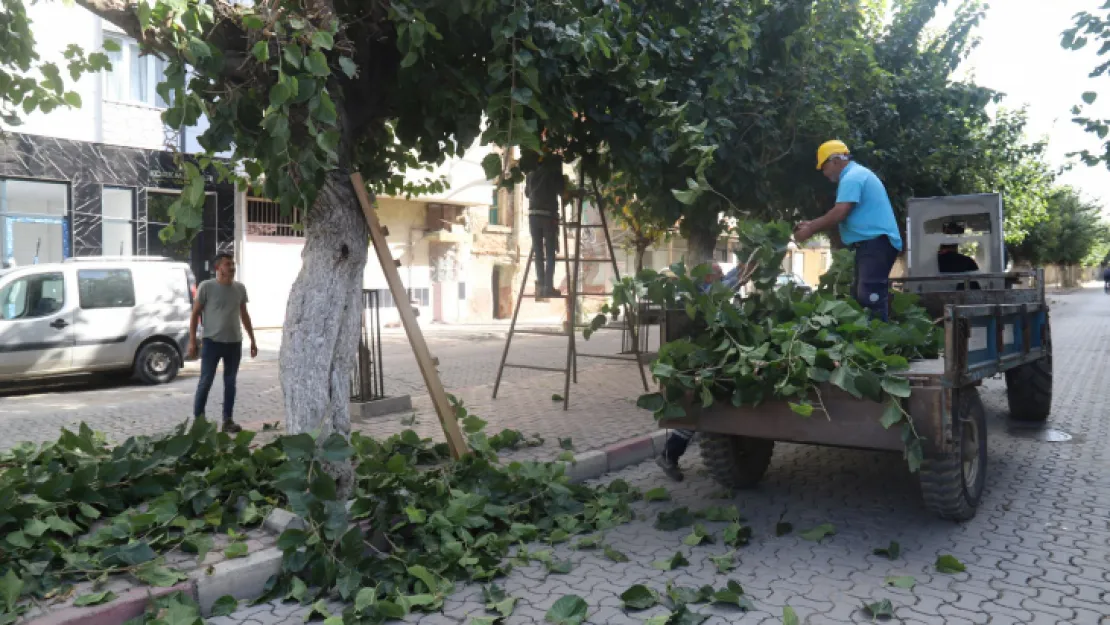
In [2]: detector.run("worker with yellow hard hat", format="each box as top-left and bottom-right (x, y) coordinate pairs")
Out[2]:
(794, 140), (903, 321)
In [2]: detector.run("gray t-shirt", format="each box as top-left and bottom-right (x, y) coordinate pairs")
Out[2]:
(197, 280), (248, 343)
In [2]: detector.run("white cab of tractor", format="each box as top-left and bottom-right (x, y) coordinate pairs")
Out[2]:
(903, 192), (1007, 293)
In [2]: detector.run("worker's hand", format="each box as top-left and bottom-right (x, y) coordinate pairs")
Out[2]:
(186, 340), (198, 360)
(794, 221), (817, 243)
(250, 342), (259, 359)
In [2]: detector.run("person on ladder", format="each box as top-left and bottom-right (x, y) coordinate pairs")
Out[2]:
(525, 148), (567, 299)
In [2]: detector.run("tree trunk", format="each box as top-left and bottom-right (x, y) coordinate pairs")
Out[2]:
(279, 171), (369, 493)
(685, 223), (718, 267)
(634, 245), (646, 273)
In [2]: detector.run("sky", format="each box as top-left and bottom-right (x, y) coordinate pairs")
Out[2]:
(934, 0), (1110, 209)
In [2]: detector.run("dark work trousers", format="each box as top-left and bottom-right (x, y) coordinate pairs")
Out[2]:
(193, 338), (243, 422)
(851, 236), (899, 322)
(529, 213), (559, 292)
(663, 429), (695, 461)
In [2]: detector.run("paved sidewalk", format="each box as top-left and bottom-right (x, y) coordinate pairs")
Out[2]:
(213, 288), (1110, 624)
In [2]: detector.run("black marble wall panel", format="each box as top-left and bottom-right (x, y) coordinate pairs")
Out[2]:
(72, 212), (102, 256)
(0, 133), (235, 271)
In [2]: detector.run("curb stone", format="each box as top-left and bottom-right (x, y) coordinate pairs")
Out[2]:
(29, 430), (669, 624)
(26, 582), (194, 625)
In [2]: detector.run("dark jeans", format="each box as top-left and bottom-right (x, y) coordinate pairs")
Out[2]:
(663, 429), (695, 462)
(529, 213), (558, 292)
(852, 236), (899, 322)
(193, 339), (242, 421)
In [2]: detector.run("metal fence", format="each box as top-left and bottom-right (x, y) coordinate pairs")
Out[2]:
(351, 290), (386, 402)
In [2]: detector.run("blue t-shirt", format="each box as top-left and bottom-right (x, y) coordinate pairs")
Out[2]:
(835, 162), (903, 251)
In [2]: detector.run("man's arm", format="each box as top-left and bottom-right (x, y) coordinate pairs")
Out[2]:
(239, 287), (258, 357)
(805, 202), (855, 233)
(187, 296), (203, 358)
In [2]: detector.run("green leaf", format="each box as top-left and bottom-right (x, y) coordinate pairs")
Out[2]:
(880, 402), (903, 429)
(224, 542), (249, 559)
(652, 551), (689, 570)
(269, 82), (292, 108)
(489, 596), (517, 618)
(872, 541), (901, 560)
(789, 402), (814, 417)
(699, 385), (714, 408)
(545, 595), (588, 625)
(708, 551), (737, 573)
(644, 487), (670, 502)
(722, 522), (751, 547)
(784, 605), (799, 625)
(673, 189), (700, 205)
(551, 393), (564, 402)
(338, 57), (357, 78)
(799, 523), (835, 542)
(558, 437), (574, 450)
(400, 49), (419, 68)
(311, 31), (335, 50)
(133, 563), (188, 587)
(636, 393), (666, 412)
(1083, 91), (1098, 104)
(935, 554), (966, 574)
(655, 507), (695, 531)
(0, 570), (22, 612)
(78, 503), (101, 519)
(210, 595), (238, 616)
(544, 558), (574, 574)
(700, 505), (740, 522)
(63, 91), (82, 107)
(573, 535), (601, 550)
(905, 437), (924, 473)
(5, 531), (31, 549)
(619, 584), (659, 610)
(23, 519), (48, 537)
(885, 575), (916, 589)
(304, 50), (330, 77)
(251, 40), (269, 62)
(74, 591), (117, 607)
(863, 598), (895, 619)
(603, 545), (629, 563)
(354, 587), (376, 612)
(881, 376), (911, 398)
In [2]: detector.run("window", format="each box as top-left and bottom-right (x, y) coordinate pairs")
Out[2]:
(489, 189), (499, 226)
(104, 35), (171, 108)
(245, 197), (303, 237)
(102, 187), (135, 256)
(0, 272), (64, 320)
(408, 288), (430, 307)
(78, 269), (135, 309)
(0, 179), (68, 266)
(374, 289), (396, 308)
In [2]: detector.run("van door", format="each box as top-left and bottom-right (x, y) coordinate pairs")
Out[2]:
(0, 270), (74, 377)
(71, 268), (137, 369)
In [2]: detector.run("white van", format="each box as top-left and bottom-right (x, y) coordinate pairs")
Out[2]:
(0, 257), (195, 385)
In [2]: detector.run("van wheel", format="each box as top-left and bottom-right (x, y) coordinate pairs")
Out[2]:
(134, 342), (180, 385)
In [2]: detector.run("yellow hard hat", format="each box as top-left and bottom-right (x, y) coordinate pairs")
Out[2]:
(816, 140), (850, 170)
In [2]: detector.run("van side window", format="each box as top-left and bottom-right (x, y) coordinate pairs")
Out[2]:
(78, 269), (136, 309)
(0, 273), (65, 320)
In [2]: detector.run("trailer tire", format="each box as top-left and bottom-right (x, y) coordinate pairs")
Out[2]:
(919, 388), (987, 521)
(1004, 326), (1052, 423)
(699, 434), (774, 490)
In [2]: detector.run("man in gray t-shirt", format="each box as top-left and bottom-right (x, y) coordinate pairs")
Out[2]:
(188, 253), (257, 432)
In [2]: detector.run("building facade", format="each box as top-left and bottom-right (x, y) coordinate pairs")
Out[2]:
(1, 3), (234, 282)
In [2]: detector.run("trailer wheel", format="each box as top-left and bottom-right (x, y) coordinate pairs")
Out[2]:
(919, 388), (987, 521)
(1004, 325), (1052, 422)
(699, 434), (774, 490)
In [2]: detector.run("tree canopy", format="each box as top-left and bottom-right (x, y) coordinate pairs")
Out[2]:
(0, 0), (1070, 438)
(1063, 3), (1110, 169)
(1009, 187), (1109, 268)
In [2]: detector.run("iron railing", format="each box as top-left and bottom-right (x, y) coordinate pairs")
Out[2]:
(351, 289), (386, 401)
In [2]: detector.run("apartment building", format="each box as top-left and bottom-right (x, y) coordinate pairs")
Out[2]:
(0, 3), (234, 283)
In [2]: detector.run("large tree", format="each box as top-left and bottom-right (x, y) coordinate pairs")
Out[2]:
(1010, 187), (1108, 274)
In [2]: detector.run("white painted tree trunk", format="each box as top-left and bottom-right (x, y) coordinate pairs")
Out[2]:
(279, 171), (369, 491)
